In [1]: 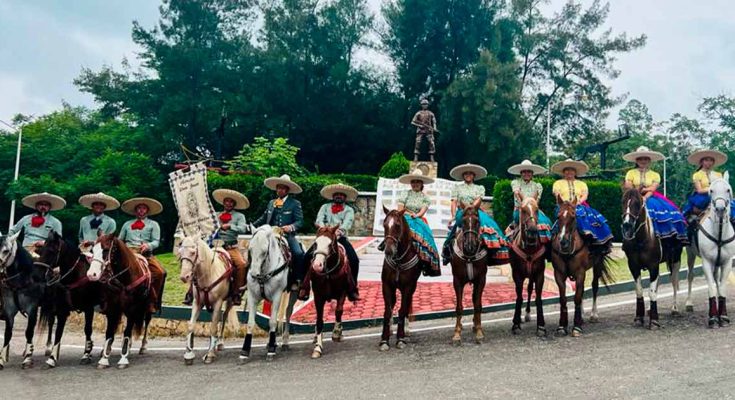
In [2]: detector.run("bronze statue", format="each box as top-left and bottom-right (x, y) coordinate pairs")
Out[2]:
(411, 98), (438, 162)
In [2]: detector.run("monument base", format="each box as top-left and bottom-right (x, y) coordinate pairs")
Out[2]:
(409, 161), (438, 179)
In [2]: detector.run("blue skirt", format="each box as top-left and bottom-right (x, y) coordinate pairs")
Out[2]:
(513, 209), (553, 243)
(646, 195), (687, 241)
(454, 209), (509, 260)
(683, 193), (735, 219)
(404, 215), (439, 272)
(554, 204), (613, 246)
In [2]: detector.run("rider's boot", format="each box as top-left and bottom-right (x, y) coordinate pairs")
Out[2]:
(182, 285), (194, 306)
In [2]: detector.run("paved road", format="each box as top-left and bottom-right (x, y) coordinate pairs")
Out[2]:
(1, 277), (734, 400)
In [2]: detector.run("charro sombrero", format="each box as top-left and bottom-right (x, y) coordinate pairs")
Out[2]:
(264, 174), (303, 194)
(212, 189), (250, 210)
(623, 146), (664, 163)
(449, 163), (488, 181)
(78, 192), (120, 210)
(398, 168), (435, 185)
(507, 160), (546, 175)
(551, 159), (589, 176)
(320, 184), (359, 202)
(687, 149), (727, 167)
(22, 192), (66, 211)
(121, 197), (163, 216)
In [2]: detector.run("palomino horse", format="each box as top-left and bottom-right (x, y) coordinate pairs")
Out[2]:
(379, 207), (422, 351)
(509, 198), (549, 336)
(239, 225), (296, 362)
(449, 203), (488, 345)
(621, 188), (683, 329)
(87, 234), (165, 369)
(37, 231), (102, 367)
(0, 231), (48, 369)
(550, 199), (613, 337)
(693, 172), (735, 327)
(178, 236), (239, 365)
(306, 225), (352, 358)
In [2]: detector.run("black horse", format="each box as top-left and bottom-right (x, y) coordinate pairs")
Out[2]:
(0, 231), (50, 369)
(37, 231), (102, 367)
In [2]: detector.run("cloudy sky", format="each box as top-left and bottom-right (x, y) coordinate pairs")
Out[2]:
(1, 0), (734, 126)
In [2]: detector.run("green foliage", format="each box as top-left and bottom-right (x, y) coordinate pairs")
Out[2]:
(493, 178), (624, 240)
(227, 137), (307, 177)
(378, 152), (410, 178)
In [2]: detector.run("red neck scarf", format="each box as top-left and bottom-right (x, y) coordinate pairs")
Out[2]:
(331, 203), (345, 214)
(131, 219), (146, 230)
(219, 212), (232, 223)
(31, 215), (45, 228)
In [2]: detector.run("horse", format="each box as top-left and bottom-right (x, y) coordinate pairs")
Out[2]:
(621, 188), (684, 329)
(379, 207), (422, 351)
(178, 235), (239, 365)
(0, 230), (49, 369)
(692, 172), (735, 327)
(304, 225), (352, 358)
(87, 233), (164, 369)
(550, 198), (613, 337)
(449, 203), (489, 345)
(239, 225), (296, 362)
(509, 198), (549, 336)
(36, 231), (102, 367)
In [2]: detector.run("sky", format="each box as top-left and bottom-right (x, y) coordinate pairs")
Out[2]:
(1, 0), (734, 126)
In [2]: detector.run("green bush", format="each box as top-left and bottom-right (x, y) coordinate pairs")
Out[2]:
(492, 178), (623, 240)
(378, 152), (410, 178)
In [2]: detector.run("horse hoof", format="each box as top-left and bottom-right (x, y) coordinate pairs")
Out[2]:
(451, 337), (461, 346)
(671, 310), (681, 317)
(45, 349), (52, 357)
(571, 327), (583, 337)
(0, 364), (4, 371)
(281, 344), (290, 352)
(117, 363), (129, 370)
(589, 315), (599, 323)
(685, 305), (694, 313)
(524, 314), (531, 323)
(633, 317), (644, 327)
(216, 343), (225, 352)
(266, 353), (275, 362)
(44, 358), (56, 369)
(331, 334), (343, 343)
(511, 325), (522, 335)
(379, 342), (390, 352)
(21, 361), (33, 369)
(185, 358), (194, 366)
(138, 348), (147, 356)
(238, 355), (249, 365)
(203, 356), (214, 365)
(708, 317), (719, 328)
(536, 327), (547, 338)
(648, 320), (661, 330)
(80, 356), (92, 365)
(555, 327), (568, 336)
(97, 363), (109, 370)
(396, 340), (406, 349)
(474, 335), (484, 345)
(311, 351), (322, 359)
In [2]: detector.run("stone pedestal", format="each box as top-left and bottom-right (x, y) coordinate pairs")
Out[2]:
(409, 161), (438, 179)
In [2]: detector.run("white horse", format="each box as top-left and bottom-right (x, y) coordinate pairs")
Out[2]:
(239, 226), (297, 362)
(688, 172), (735, 327)
(178, 236), (239, 365)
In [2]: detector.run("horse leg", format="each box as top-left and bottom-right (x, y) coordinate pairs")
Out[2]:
(239, 292), (256, 362)
(21, 306), (38, 369)
(332, 295), (345, 343)
(472, 274), (486, 344)
(45, 315), (55, 357)
(184, 298), (202, 365)
(590, 267), (600, 323)
(80, 308), (94, 365)
(396, 282), (412, 349)
(648, 267), (661, 329)
(554, 269), (568, 336)
(139, 311), (152, 355)
(685, 246), (696, 312)
(0, 311), (14, 370)
(379, 278), (395, 351)
(98, 311), (119, 369)
(312, 297), (326, 359)
(670, 257), (682, 316)
(117, 315), (135, 369)
(511, 271), (524, 335)
(204, 299), (220, 364)
(266, 291), (281, 361)
(571, 270), (585, 337)
(717, 259), (732, 327)
(281, 290), (297, 350)
(45, 313), (67, 368)
(632, 269), (645, 326)
(525, 278), (533, 323)
(702, 258), (719, 328)
(534, 269), (546, 337)
(452, 280), (464, 345)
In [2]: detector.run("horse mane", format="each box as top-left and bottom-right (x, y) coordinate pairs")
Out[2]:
(112, 237), (144, 274)
(14, 245), (34, 269)
(521, 197), (538, 208)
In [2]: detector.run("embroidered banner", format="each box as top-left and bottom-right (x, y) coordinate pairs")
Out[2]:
(168, 162), (220, 240)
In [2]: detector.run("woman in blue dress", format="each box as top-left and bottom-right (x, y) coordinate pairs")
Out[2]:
(396, 169), (441, 276)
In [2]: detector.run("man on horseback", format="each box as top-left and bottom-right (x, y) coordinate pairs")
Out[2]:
(78, 192), (119, 254)
(118, 197), (167, 312)
(299, 184), (361, 301)
(212, 189), (249, 306)
(253, 174), (305, 289)
(8, 192), (66, 257)
(411, 98), (437, 162)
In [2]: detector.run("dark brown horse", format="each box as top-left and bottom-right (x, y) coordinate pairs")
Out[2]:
(449, 203), (488, 345)
(379, 207), (422, 351)
(86, 234), (164, 369)
(509, 198), (549, 336)
(306, 225), (351, 358)
(37, 231), (102, 367)
(621, 188), (683, 329)
(551, 198), (613, 337)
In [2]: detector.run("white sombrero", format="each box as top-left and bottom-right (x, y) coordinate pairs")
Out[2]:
(551, 159), (589, 176)
(320, 184), (358, 202)
(623, 146), (664, 163)
(121, 197), (163, 216)
(507, 159), (546, 175)
(212, 189), (250, 210)
(78, 192), (120, 210)
(264, 174), (303, 194)
(22, 192), (66, 211)
(687, 149), (727, 167)
(449, 163), (488, 181)
(398, 168), (435, 185)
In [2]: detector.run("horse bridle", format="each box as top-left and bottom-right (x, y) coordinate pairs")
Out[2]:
(249, 238), (289, 300)
(313, 238), (341, 276)
(553, 208), (579, 258)
(621, 199), (648, 241)
(383, 215), (419, 283)
(699, 194), (735, 268)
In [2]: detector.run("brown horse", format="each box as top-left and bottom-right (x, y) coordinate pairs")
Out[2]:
(379, 207), (422, 351)
(306, 225), (352, 358)
(621, 188), (683, 329)
(509, 198), (549, 336)
(550, 198), (613, 337)
(87, 234), (165, 369)
(449, 203), (488, 345)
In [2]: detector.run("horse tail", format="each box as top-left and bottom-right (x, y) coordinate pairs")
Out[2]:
(593, 252), (616, 289)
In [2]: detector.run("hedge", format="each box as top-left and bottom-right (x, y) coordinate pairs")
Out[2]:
(492, 178), (624, 241)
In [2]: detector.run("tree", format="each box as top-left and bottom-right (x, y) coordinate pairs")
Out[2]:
(226, 136), (307, 177)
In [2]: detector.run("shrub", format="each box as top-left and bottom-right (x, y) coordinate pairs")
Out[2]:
(378, 152), (410, 178)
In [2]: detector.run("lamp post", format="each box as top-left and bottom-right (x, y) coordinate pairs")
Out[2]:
(546, 100), (551, 170)
(0, 119), (23, 231)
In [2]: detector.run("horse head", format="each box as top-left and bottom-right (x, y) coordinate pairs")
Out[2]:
(177, 235), (199, 283)
(312, 225), (339, 273)
(249, 225), (284, 279)
(36, 230), (65, 271)
(382, 205), (407, 259)
(87, 233), (115, 282)
(519, 198), (540, 244)
(555, 200), (578, 253)
(710, 171), (732, 220)
(621, 187), (644, 240)
(459, 202), (481, 256)
(0, 230), (21, 272)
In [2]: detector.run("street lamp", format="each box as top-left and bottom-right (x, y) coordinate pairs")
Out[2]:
(0, 119), (23, 231)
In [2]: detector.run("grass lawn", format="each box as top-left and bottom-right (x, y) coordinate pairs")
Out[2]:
(158, 253), (187, 306)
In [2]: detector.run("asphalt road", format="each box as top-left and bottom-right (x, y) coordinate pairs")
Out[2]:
(1, 276), (734, 400)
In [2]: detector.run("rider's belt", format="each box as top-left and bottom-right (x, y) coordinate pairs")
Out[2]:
(223, 242), (239, 250)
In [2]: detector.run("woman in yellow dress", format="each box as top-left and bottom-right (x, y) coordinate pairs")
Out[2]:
(682, 149), (735, 222)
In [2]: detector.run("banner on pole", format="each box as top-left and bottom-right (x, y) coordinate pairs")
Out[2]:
(168, 162), (220, 240)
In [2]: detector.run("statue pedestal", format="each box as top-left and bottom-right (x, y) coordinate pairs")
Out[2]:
(409, 161), (438, 179)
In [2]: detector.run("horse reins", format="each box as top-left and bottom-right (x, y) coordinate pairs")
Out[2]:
(99, 240), (151, 294)
(313, 240), (343, 277)
(453, 213), (487, 281)
(383, 216), (420, 284)
(182, 244), (233, 309)
(249, 240), (289, 300)
(699, 203), (735, 269)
